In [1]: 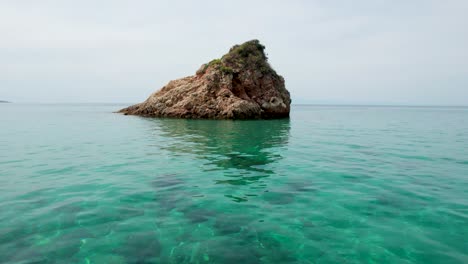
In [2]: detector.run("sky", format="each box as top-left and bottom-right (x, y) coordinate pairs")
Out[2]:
(1, 0), (467, 105)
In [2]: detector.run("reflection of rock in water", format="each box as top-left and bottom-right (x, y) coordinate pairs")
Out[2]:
(147, 118), (290, 180)
(145, 119), (290, 230)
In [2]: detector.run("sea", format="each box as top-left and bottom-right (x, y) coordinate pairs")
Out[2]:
(0, 103), (467, 263)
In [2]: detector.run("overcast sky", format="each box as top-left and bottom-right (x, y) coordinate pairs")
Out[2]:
(1, 0), (467, 105)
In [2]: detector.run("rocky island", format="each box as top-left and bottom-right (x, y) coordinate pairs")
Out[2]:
(120, 40), (291, 119)
(0, 101), (10, 103)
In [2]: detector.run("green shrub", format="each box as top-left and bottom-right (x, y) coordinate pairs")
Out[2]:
(208, 59), (222, 66)
(219, 65), (234, 74)
(203, 40), (277, 77)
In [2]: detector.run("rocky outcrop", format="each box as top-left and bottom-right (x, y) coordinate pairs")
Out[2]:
(120, 40), (291, 119)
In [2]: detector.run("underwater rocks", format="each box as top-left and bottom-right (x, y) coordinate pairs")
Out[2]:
(120, 40), (291, 119)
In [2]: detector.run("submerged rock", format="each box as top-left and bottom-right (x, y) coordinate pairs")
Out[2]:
(120, 40), (291, 119)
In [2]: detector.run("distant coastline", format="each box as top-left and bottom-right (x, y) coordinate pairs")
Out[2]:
(0, 100), (10, 103)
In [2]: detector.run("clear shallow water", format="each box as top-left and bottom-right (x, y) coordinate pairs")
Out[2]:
(0, 104), (467, 264)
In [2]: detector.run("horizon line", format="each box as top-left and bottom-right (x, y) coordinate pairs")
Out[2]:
(3, 102), (468, 108)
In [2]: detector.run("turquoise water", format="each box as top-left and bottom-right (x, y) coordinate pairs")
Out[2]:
(0, 104), (467, 263)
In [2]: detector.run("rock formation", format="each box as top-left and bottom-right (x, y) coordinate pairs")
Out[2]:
(120, 40), (291, 119)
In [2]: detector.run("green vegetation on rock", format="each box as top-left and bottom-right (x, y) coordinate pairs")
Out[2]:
(208, 59), (222, 67)
(221, 39), (278, 76)
(199, 40), (278, 77)
(202, 58), (234, 75)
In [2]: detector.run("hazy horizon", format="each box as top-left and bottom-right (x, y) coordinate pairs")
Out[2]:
(1, 1), (467, 105)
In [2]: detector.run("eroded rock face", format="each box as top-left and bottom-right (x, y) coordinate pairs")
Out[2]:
(120, 40), (291, 119)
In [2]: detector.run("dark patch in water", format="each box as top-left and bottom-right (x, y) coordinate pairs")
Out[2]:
(0, 226), (31, 245)
(211, 153), (275, 174)
(120, 192), (155, 204)
(181, 207), (216, 223)
(214, 214), (251, 235)
(288, 181), (317, 193)
(262, 192), (295, 205)
(155, 195), (181, 212)
(300, 218), (316, 228)
(205, 240), (263, 264)
(255, 232), (297, 263)
(76, 209), (123, 226)
(151, 174), (183, 189)
(60, 228), (96, 240)
(47, 229), (95, 260)
(225, 194), (248, 203)
(155, 185), (200, 214)
(116, 231), (161, 263)
(0, 225), (45, 262)
(5, 246), (46, 263)
(118, 207), (145, 219)
(52, 203), (82, 214)
(215, 175), (268, 186)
